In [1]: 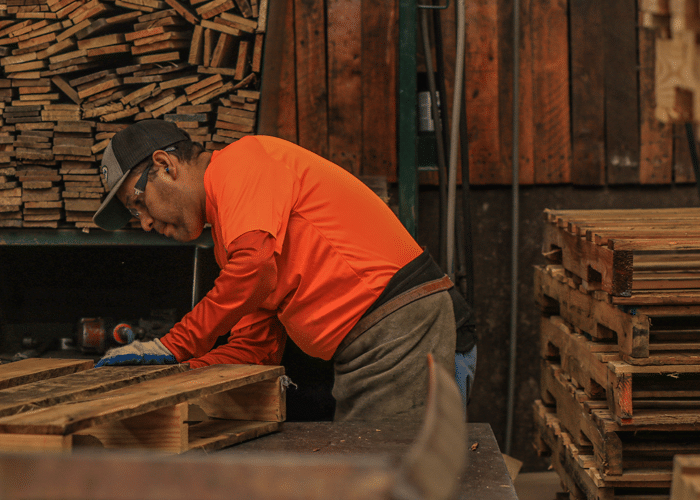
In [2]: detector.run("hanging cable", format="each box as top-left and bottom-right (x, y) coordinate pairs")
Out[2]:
(420, 6), (449, 270)
(446, 0), (466, 282)
(504, 0), (521, 457)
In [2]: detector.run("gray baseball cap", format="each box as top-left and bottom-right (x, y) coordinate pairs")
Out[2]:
(93, 119), (188, 231)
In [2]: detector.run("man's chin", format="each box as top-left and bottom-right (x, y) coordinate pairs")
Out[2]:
(173, 226), (205, 243)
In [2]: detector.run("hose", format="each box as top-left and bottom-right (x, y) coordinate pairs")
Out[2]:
(446, 0), (466, 282)
(504, 0), (521, 457)
(420, 7), (449, 270)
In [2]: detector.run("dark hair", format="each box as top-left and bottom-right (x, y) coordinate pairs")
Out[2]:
(130, 136), (205, 179)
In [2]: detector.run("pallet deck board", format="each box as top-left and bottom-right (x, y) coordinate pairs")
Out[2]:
(0, 364), (186, 418)
(0, 358), (93, 389)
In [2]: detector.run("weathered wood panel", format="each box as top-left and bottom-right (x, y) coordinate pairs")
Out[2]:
(569, 0), (605, 186)
(465, 0), (502, 185)
(639, 25), (673, 184)
(327, 0), (361, 175)
(360, 0), (397, 179)
(294, 0), (328, 158)
(604, 0), (640, 185)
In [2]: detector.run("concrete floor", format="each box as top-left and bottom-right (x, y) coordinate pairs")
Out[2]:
(513, 471), (564, 500)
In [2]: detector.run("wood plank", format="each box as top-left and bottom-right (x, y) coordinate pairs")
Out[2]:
(569, 0), (605, 185)
(257, 0), (296, 142)
(74, 403), (189, 453)
(0, 364), (284, 435)
(465, 0), (502, 184)
(604, 0), (640, 184)
(0, 365), (186, 418)
(193, 377), (285, 421)
(498, 0), (534, 184)
(0, 358), (93, 390)
(294, 0), (328, 157)
(674, 123), (695, 183)
(532, 0), (571, 184)
(188, 420), (280, 451)
(327, 0), (361, 175)
(639, 25), (673, 184)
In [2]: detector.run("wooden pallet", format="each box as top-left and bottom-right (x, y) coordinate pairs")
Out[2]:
(534, 401), (672, 500)
(537, 264), (700, 364)
(543, 208), (700, 297)
(0, 354), (467, 500)
(541, 317), (700, 423)
(536, 363), (700, 478)
(0, 359), (285, 453)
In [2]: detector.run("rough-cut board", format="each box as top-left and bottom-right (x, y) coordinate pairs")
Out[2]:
(531, 0), (571, 185)
(465, 0), (502, 185)
(293, 0), (328, 158)
(0, 363), (285, 454)
(0, 364), (186, 418)
(639, 25), (673, 185)
(360, 0), (397, 180)
(604, 0), (640, 185)
(326, 0), (361, 175)
(569, 0), (605, 186)
(0, 358), (93, 390)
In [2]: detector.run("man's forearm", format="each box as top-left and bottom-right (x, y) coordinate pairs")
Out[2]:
(161, 231), (277, 361)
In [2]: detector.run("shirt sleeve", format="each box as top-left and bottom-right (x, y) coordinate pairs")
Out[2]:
(186, 315), (287, 368)
(205, 137), (298, 256)
(160, 230), (278, 362)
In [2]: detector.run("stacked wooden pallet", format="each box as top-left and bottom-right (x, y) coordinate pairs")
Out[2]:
(534, 208), (700, 500)
(0, 0), (267, 229)
(0, 357), (285, 453)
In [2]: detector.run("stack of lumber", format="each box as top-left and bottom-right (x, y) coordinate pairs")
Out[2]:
(0, 0), (267, 229)
(0, 357), (285, 453)
(534, 208), (700, 500)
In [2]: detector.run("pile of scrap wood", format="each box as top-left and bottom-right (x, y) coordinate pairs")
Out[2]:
(534, 208), (700, 500)
(0, 0), (267, 229)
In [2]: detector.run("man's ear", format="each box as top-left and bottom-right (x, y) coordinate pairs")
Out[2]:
(152, 150), (177, 179)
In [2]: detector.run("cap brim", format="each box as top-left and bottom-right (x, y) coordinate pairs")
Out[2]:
(92, 170), (134, 231)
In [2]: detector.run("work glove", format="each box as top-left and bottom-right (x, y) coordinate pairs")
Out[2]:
(95, 339), (177, 367)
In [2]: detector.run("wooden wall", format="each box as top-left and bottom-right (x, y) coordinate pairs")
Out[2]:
(259, 0), (689, 187)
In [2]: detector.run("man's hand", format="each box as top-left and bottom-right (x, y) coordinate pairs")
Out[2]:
(95, 339), (177, 367)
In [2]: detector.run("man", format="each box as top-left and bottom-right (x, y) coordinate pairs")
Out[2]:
(93, 119), (477, 421)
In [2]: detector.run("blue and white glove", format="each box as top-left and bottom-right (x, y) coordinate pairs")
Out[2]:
(95, 339), (177, 367)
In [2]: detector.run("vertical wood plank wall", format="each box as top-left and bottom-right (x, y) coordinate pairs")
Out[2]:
(259, 0), (686, 187)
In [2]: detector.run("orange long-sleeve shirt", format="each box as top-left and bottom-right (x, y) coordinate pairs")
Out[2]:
(161, 136), (422, 367)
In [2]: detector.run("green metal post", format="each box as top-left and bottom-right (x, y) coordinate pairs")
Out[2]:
(398, 0), (418, 237)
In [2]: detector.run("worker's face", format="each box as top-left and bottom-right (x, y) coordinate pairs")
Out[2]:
(116, 150), (206, 242)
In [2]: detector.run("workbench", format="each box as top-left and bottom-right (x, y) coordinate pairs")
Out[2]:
(228, 421), (519, 500)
